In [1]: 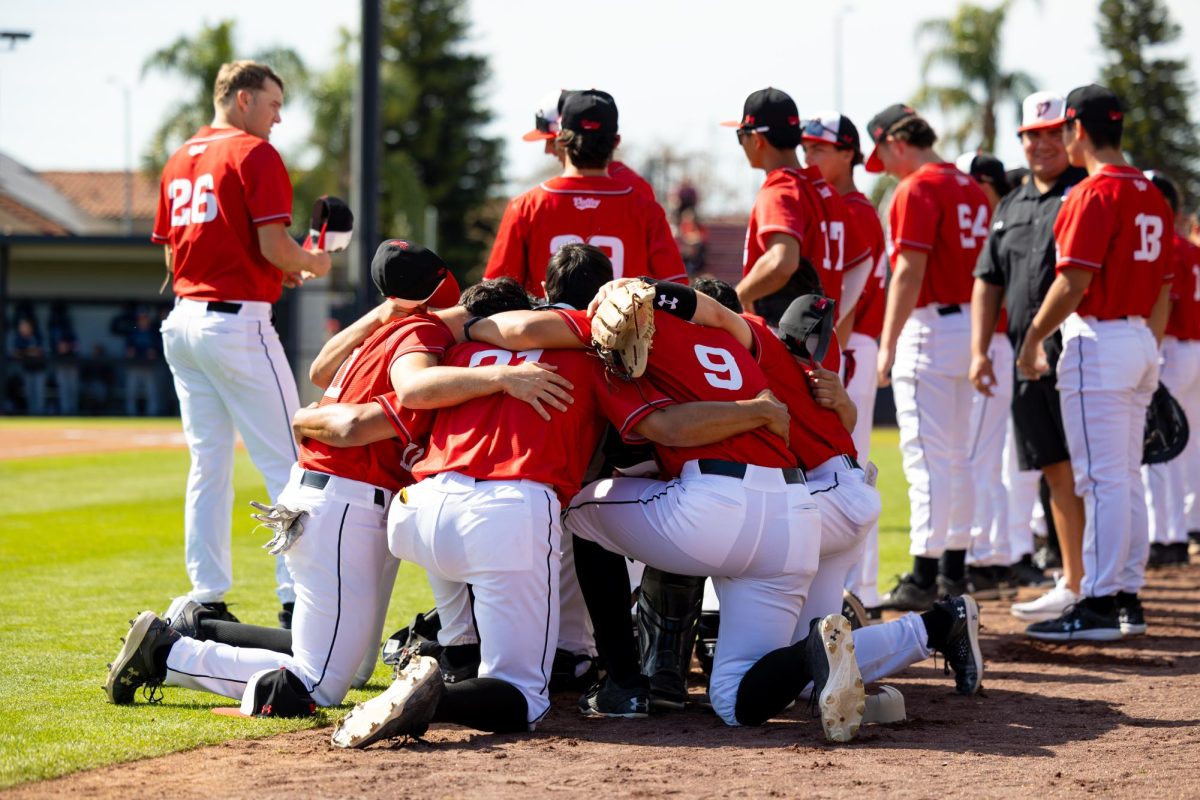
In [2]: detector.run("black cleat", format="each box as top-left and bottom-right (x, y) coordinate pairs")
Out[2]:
(162, 596), (208, 640)
(104, 611), (180, 704)
(966, 566), (1000, 601)
(841, 589), (871, 630)
(879, 574), (936, 612)
(936, 575), (969, 598)
(934, 595), (983, 695)
(578, 677), (650, 719)
(1118, 596), (1148, 636)
(550, 648), (599, 693)
(803, 614), (866, 742)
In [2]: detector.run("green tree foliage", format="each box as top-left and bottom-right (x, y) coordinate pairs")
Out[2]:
(140, 20), (307, 174)
(1098, 0), (1200, 209)
(913, 0), (1035, 152)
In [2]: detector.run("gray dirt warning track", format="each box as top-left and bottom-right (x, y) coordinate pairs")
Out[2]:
(8, 565), (1200, 800)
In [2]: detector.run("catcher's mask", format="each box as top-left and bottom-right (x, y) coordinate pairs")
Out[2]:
(778, 294), (836, 363)
(1143, 382), (1189, 465)
(304, 195), (354, 253)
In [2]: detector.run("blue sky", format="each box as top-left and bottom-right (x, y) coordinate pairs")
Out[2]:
(3, 0), (1198, 212)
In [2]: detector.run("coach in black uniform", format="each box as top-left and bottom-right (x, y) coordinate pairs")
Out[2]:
(968, 92), (1088, 625)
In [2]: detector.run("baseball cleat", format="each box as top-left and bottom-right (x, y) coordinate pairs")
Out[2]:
(841, 589), (871, 630)
(936, 595), (983, 695)
(966, 566), (1001, 601)
(1118, 597), (1147, 636)
(104, 611), (179, 704)
(331, 655), (444, 749)
(578, 676), (650, 719)
(1025, 601), (1122, 642)
(879, 574), (936, 612)
(162, 596), (207, 640)
(807, 614), (866, 743)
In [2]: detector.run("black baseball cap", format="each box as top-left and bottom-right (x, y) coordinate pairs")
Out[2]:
(864, 103), (920, 173)
(559, 90), (618, 136)
(778, 294), (836, 363)
(212, 668), (317, 719)
(1063, 84), (1123, 127)
(955, 152), (1011, 197)
(721, 88), (802, 146)
(370, 239), (461, 308)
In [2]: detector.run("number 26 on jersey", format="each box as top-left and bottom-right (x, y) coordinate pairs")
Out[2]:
(168, 174), (219, 227)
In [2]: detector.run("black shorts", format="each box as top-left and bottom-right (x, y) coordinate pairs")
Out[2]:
(1011, 374), (1070, 471)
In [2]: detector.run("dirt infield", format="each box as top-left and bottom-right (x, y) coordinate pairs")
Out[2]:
(10, 565), (1200, 799)
(1, 423), (189, 459)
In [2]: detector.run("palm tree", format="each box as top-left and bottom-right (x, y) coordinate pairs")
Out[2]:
(140, 20), (307, 172)
(912, 0), (1036, 152)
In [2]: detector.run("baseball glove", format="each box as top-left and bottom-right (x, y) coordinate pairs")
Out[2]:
(1143, 382), (1189, 465)
(591, 279), (657, 379)
(249, 501), (308, 555)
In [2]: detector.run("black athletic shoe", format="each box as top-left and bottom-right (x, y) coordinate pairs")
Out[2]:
(1025, 600), (1122, 642)
(438, 643), (481, 684)
(1170, 541), (1191, 566)
(162, 596), (208, 640)
(936, 575), (969, 599)
(579, 677), (650, 719)
(104, 611), (180, 704)
(550, 648), (598, 693)
(934, 595), (983, 695)
(966, 566), (1000, 601)
(278, 602), (295, 630)
(200, 601), (239, 623)
(803, 614), (866, 742)
(1118, 597), (1148, 636)
(648, 669), (688, 711)
(1148, 542), (1171, 568)
(879, 574), (937, 612)
(1032, 545), (1062, 572)
(1011, 556), (1054, 588)
(1189, 530), (1200, 556)
(992, 566), (1020, 599)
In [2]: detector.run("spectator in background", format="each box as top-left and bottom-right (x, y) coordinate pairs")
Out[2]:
(81, 344), (115, 415)
(12, 316), (47, 415)
(677, 207), (709, 277)
(48, 301), (80, 416)
(124, 307), (161, 416)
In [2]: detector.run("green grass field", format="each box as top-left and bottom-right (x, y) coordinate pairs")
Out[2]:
(0, 420), (910, 788)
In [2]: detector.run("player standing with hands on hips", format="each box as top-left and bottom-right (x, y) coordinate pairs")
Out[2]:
(1017, 85), (1173, 642)
(153, 61), (332, 627)
(865, 105), (991, 610)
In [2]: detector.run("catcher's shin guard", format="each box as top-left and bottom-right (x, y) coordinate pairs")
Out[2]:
(637, 567), (705, 709)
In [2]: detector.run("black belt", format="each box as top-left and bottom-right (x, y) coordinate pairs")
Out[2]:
(207, 301), (243, 314)
(300, 469), (386, 507)
(697, 459), (805, 485)
(936, 304), (962, 317)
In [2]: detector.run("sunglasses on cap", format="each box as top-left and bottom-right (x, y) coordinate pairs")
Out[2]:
(803, 119), (834, 139)
(736, 124), (769, 142)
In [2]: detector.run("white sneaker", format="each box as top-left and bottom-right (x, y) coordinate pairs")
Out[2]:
(1010, 578), (1081, 623)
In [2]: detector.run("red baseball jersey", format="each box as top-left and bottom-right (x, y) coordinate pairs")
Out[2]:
(743, 315), (856, 468)
(152, 126), (294, 304)
(554, 309), (794, 478)
(743, 167), (870, 312)
(413, 345), (669, 503)
(298, 315), (451, 491)
(888, 162), (991, 308)
(1054, 165), (1175, 320)
(843, 191), (887, 339)
(1166, 232), (1200, 340)
(609, 160), (656, 202)
(484, 174), (687, 297)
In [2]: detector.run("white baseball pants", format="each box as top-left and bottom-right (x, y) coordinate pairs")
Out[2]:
(1143, 336), (1200, 545)
(165, 466), (393, 706)
(801, 458), (881, 636)
(1003, 425), (1041, 563)
(966, 337), (1013, 567)
(161, 298), (299, 604)
(843, 332), (882, 606)
(891, 306), (975, 557)
(1058, 315), (1158, 598)
(388, 472), (561, 726)
(564, 461), (820, 726)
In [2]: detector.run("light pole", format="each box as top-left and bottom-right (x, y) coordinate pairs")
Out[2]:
(109, 78), (134, 235)
(833, 5), (852, 111)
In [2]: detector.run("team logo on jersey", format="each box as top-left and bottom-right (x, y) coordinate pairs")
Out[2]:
(188, 144), (208, 156)
(1135, 180), (1148, 192)
(573, 197), (601, 210)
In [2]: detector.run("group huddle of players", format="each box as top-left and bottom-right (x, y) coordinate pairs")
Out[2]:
(104, 60), (1193, 748)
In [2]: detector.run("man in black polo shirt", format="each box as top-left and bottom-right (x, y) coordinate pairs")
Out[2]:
(969, 91), (1088, 626)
